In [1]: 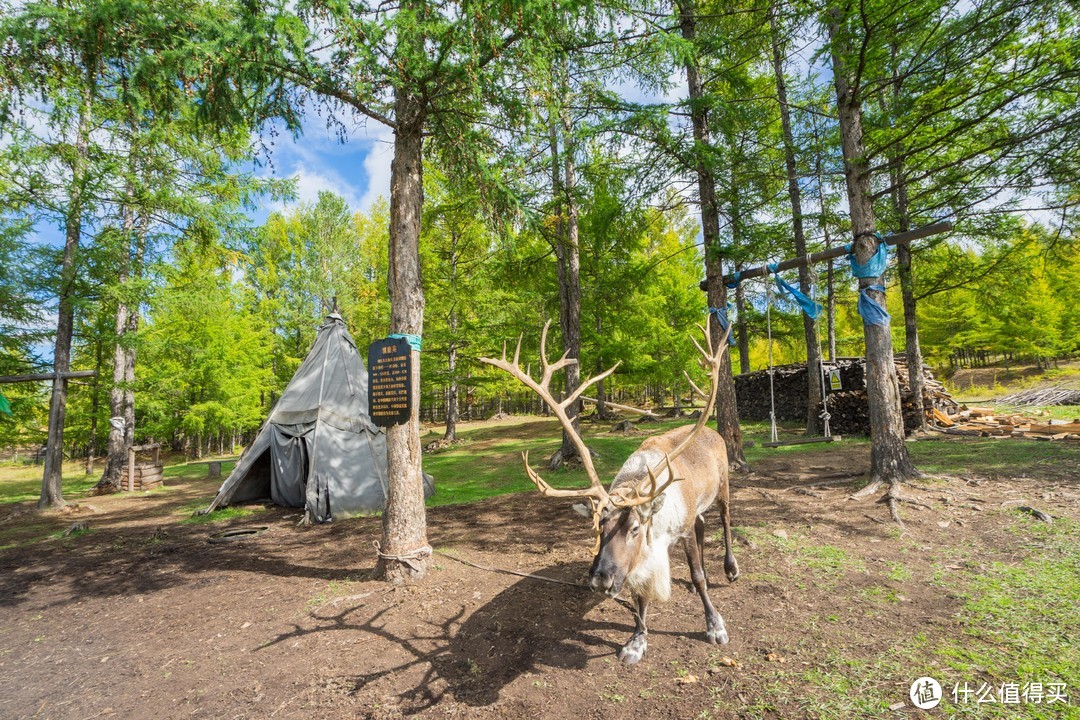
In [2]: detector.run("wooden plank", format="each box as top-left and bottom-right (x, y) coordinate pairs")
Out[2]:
(764, 435), (842, 448)
(932, 408), (955, 427)
(718, 221), (953, 285)
(1030, 422), (1080, 434)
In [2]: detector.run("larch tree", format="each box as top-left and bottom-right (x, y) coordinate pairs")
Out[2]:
(826, 0), (920, 518)
(195, 0), (585, 583)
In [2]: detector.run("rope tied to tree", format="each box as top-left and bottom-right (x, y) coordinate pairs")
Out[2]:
(373, 540), (432, 572)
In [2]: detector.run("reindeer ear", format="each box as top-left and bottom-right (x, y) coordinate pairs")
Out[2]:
(571, 502), (593, 518)
(636, 493), (666, 522)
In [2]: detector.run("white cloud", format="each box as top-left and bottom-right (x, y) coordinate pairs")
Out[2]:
(255, 111), (393, 217)
(357, 124), (394, 212)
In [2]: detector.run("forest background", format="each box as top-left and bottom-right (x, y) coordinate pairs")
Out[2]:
(0, 0), (1076, 463)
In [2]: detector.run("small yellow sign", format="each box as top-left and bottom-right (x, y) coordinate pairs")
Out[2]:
(829, 369), (842, 391)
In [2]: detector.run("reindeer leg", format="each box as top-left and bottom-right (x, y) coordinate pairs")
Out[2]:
(718, 481), (740, 583)
(685, 523), (729, 645)
(617, 595), (650, 664)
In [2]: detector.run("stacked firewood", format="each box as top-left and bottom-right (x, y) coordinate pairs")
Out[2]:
(932, 406), (1080, 441)
(734, 357), (957, 436)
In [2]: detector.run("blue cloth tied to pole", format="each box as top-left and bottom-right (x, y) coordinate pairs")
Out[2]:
(849, 240), (888, 278)
(388, 333), (423, 352)
(725, 271), (742, 289)
(774, 276), (822, 320)
(707, 307), (738, 346)
(857, 284), (890, 326)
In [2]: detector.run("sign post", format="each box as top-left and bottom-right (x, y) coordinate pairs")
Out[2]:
(368, 337), (412, 427)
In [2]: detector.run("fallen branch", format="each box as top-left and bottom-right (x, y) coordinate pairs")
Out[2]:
(1015, 506), (1053, 523)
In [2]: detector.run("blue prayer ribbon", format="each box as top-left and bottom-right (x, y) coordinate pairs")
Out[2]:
(725, 271), (742, 290)
(707, 307), (738, 346)
(857, 284), (890, 326)
(849, 241), (889, 278)
(774, 276), (823, 320)
(388, 333), (423, 352)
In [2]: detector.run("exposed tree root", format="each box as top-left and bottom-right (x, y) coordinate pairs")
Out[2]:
(851, 479), (883, 499)
(884, 485), (906, 529)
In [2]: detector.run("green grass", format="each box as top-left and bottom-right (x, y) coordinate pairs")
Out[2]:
(909, 438), (1078, 479)
(420, 418), (693, 507)
(792, 518), (1080, 719)
(180, 504), (264, 525)
(163, 459), (237, 479)
(932, 518), (1080, 718)
(0, 461), (100, 506)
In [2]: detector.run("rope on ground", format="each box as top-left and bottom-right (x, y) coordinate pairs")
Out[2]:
(433, 549), (590, 589)
(373, 541), (432, 572)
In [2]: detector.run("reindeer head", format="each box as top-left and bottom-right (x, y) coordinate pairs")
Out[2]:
(481, 320), (729, 596)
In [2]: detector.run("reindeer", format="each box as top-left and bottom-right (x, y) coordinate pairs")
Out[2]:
(480, 321), (738, 664)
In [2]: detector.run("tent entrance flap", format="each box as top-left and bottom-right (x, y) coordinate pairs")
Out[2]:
(270, 423), (312, 508)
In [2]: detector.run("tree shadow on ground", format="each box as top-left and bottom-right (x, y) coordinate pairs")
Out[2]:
(253, 561), (618, 714)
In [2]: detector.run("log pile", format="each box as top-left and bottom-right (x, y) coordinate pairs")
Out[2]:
(931, 406), (1080, 441)
(997, 385), (1080, 407)
(734, 357), (957, 436)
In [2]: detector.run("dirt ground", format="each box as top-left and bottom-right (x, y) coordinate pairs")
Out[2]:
(0, 440), (1076, 719)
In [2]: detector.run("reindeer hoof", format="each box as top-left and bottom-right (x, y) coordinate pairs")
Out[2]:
(618, 635), (647, 664)
(707, 619), (729, 645)
(725, 557), (740, 583)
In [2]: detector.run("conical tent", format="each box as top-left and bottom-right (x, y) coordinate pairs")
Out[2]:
(206, 314), (431, 522)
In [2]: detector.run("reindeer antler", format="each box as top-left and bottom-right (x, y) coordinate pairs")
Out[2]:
(613, 321), (732, 508)
(480, 321), (620, 510)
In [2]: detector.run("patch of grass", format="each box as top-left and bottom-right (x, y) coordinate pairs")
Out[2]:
(180, 504), (264, 525)
(306, 577), (361, 612)
(163, 460), (237, 479)
(789, 518), (1078, 718)
(908, 438), (1078, 480)
(737, 527), (866, 588)
(932, 518), (1079, 718)
(885, 561), (912, 583)
(422, 418), (691, 507)
(0, 462), (99, 506)
(857, 585), (900, 604)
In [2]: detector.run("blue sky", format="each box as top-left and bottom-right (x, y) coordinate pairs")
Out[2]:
(252, 114), (395, 221)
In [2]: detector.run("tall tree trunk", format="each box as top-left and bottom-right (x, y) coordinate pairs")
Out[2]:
(885, 47), (928, 433)
(828, 10), (919, 501)
(595, 314), (611, 419)
(85, 338), (103, 475)
(771, 3), (822, 436)
(376, 87), (429, 584)
(734, 264), (750, 374)
(444, 228), (460, 443)
(892, 167), (927, 432)
(551, 102), (583, 469)
(100, 189), (137, 491)
(40, 71), (94, 509)
(679, 0), (745, 469)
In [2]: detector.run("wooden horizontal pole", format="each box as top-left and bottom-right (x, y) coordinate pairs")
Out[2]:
(0, 369), (98, 385)
(706, 221), (954, 289)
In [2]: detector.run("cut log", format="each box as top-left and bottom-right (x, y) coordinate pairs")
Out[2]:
(1029, 422), (1080, 434)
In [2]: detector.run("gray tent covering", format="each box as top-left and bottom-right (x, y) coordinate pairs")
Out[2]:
(205, 313), (432, 522)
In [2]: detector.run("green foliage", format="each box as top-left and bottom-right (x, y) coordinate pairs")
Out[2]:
(137, 239), (272, 448)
